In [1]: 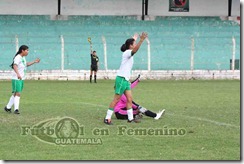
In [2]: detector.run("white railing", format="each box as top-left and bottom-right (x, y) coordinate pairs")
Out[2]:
(60, 35), (65, 72)
(0, 70), (240, 80)
(231, 36), (236, 72)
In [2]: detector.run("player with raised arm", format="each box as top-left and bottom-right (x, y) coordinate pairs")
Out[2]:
(104, 32), (148, 125)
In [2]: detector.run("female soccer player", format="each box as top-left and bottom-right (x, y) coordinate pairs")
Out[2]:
(114, 75), (165, 120)
(104, 32), (148, 125)
(4, 45), (40, 114)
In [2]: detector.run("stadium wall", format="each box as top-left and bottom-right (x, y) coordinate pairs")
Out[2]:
(0, 0), (57, 15)
(0, 0), (240, 17)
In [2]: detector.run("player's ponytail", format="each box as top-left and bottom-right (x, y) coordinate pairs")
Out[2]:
(120, 38), (135, 52)
(120, 44), (127, 52)
(10, 45), (29, 69)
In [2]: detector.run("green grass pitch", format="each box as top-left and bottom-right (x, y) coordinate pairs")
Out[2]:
(0, 79), (240, 160)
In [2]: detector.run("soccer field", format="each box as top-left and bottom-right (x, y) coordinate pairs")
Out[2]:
(0, 79), (240, 160)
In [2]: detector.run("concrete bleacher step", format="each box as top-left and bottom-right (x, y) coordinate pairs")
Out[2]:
(0, 15), (240, 72)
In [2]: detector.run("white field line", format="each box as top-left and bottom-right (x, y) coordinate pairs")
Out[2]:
(166, 113), (240, 128)
(0, 101), (240, 128)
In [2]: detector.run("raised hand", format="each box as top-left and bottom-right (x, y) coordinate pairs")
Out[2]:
(132, 33), (139, 41)
(34, 58), (40, 63)
(88, 37), (92, 44)
(140, 32), (148, 40)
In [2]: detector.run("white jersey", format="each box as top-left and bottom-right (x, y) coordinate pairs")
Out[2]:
(12, 54), (27, 80)
(117, 50), (134, 81)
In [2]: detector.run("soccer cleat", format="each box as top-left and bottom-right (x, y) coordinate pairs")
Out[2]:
(135, 113), (143, 119)
(14, 109), (20, 114)
(104, 118), (113, 125)
(127, 118), (141, 123)
(4, 106), (11, 113)
(154, 109), (165, 120)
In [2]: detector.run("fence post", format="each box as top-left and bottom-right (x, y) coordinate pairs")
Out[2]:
(145, 37), (151, 71)
(60, 35), (64, 72)
(15, 35), (19, 52)
(232, 36), (236, 72)
(191, 37), (195, 73)
(102, 36), (107, 71)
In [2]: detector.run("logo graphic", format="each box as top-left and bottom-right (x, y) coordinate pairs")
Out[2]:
(21, 117), (102, 145)
(169, 0), (189, 12)
(174, 0), (187, 7)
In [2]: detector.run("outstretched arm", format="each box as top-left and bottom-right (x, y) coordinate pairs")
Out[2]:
(90, 43), (93, 54)
(88, 37), (92, 54)
(27, 58), (40, 67)
(131, 32), (148, 55)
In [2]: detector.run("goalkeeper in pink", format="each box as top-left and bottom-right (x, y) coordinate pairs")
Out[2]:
(114, 75), (165, 120)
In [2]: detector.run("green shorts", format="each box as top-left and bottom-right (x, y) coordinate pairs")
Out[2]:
(114, 76), (131, 95)
(12, 79), (24, 93)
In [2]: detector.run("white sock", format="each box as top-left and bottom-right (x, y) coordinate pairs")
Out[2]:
(105, 109), (113, 120)
(139, 106), (147, 113)
(6, 95), (15, 109)
(14, 96), (20, 111)
(127, 108), (133, 121)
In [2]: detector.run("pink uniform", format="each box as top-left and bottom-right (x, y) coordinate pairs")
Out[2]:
(114, 78), (140, 115)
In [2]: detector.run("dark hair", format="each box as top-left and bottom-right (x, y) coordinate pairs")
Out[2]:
(93, 51), (96, 53)
(10, 45), (29, 69)
(120, 38), (135, 52)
